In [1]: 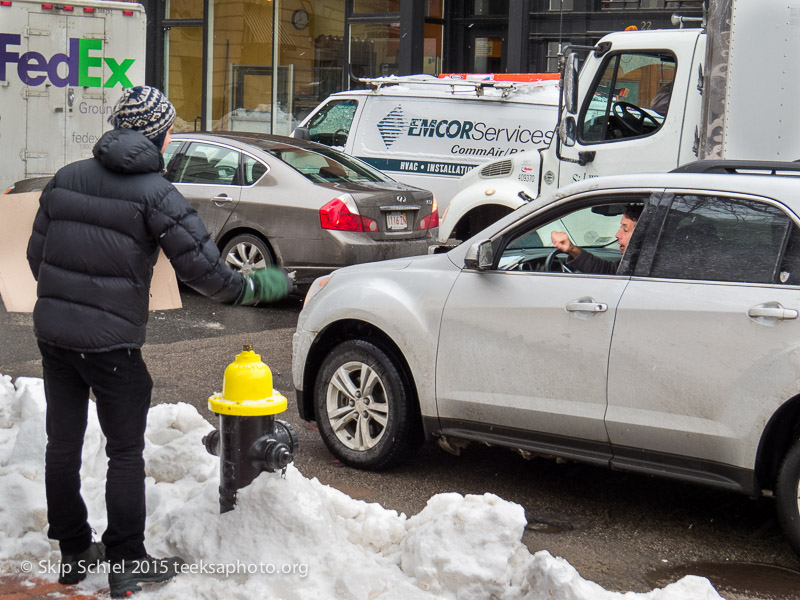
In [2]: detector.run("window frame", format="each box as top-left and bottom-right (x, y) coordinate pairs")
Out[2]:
(487, 189), (663, 277)
(577, 49), (677, 146)
(633, 190), (800, 286)
(164, 139), (270, 188)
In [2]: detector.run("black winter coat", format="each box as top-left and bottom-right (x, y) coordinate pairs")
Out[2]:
(27, 128), (244, 352)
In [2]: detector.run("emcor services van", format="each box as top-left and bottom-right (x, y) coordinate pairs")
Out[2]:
(292, 75), (559, 211)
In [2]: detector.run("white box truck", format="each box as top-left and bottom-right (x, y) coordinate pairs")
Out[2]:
(439, 0), (800, 243)
(0, 0), (146, 192)
(292, 75), (560, 212)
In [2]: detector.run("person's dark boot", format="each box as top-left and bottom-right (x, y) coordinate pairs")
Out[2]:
(59, 541), (106, 584)
(108, 555), (184, 597)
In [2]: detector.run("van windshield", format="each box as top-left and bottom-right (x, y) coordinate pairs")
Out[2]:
(306, 100), (358, 147)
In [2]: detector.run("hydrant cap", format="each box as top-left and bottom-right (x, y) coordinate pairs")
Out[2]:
(208, 345), (287, 416)
(223, 347), (273, 402)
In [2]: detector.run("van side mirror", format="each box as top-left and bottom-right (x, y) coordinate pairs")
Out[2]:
(464, 239), (494, 271)
(293, 126), (310, 140)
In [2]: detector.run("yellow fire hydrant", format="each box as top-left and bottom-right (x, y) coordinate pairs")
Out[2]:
(202, 344), (298, 513)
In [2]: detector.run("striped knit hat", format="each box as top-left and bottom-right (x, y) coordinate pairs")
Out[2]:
(109, 86), (176, 149)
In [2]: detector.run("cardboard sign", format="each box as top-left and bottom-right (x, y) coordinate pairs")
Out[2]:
(0, 191), (182, 312)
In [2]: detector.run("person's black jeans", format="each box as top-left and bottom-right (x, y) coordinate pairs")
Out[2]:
(38, 342), (152, 562)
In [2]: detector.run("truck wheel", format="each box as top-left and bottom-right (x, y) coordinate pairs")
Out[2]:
(314, 339), (422, 470)
(221, 234), (273, 275)
(776, 438), (800, 555)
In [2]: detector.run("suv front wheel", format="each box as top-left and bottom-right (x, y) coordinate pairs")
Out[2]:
(314, 339), (421, 470)
(776, 438), (800, 555)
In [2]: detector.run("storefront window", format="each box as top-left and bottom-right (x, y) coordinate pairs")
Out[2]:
(209, 0), (275, 132)
(427, 0), (444, 18)
(424, 22), (443, 75)
(203, 0), (344, 135)
(283, 2), (346, 127)
(165, 26), (204, 132)
(473, 36), (503, 72)
(470, 0), (508, 16)
(353, 0), (399, 13)
(350, 22), (401, 79)
(166, 0), (203, 20)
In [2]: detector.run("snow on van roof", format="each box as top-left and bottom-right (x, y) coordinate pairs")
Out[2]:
(354, 75), (560, 105)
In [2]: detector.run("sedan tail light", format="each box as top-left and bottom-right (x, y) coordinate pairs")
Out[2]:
(418, 196), (439, 230)
(320, 195), (378, 232)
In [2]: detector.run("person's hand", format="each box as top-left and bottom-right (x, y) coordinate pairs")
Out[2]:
(551, 231), (581, 258)
(236, 267), (291, 305)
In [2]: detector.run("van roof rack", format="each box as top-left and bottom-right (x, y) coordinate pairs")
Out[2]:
(357, 75), (536, 98)
(671, 160), (800, 176)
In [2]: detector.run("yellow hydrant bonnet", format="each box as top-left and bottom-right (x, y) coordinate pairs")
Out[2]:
(208, 344), (287, 416)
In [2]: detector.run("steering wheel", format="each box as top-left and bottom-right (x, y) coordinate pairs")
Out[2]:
(544, 248), (573, 273)
(612, 102), (660, 136)
(333, 128), (348, 145)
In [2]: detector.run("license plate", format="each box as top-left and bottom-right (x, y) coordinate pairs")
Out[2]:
(386, 212), (407, 230)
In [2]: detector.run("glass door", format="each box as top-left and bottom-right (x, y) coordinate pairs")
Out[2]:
(164, 26), (204, 132)
(468, 27), (506, 73)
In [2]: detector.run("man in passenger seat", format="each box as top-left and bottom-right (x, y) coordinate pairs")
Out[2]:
(550, 204), (643, 274)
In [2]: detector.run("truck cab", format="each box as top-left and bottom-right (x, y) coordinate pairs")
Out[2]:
(439, 28), (706, 244)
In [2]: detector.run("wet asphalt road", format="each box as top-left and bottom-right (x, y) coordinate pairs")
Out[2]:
(2, 289), (800, 599)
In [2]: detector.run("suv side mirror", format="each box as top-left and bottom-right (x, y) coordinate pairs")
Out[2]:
(464, 239), (494, 271)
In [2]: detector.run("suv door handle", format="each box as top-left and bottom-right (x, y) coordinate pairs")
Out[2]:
(566, 298), (608, 313)
(747, 303), (798, 321)
(212, 194), (233, 204)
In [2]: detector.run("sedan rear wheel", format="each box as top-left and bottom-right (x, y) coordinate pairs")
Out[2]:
(776, 438), (800, 555)
(221, 234), (273, 275)
(314, 339), (422, 470)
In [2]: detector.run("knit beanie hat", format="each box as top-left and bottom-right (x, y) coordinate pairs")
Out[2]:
(109, 86), (176, 150)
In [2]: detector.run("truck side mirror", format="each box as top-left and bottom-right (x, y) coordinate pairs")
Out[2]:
(563, 53), (579, 115)
(464, 239), (494, 271)
(559, 116), (577, 147)
(293, 125), (310, 140)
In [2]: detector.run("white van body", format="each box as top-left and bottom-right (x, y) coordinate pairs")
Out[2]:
(0, 0), (146, 192)
(292, 77), (559, 211)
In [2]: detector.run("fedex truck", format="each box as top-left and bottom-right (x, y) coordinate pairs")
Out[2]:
(292, 75), (560, 212)
(0, 0), (146, 192)
(439, 0), (800, 244)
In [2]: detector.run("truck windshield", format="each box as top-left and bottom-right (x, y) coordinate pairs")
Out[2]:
(580, 52), (676, 143)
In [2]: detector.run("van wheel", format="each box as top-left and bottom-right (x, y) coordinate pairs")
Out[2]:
(314, 339), (422, 470)
(776, 438), (800, 555)
(221, 234), (273, 275)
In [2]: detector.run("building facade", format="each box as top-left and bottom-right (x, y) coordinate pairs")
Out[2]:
(139, 0), (704, 135)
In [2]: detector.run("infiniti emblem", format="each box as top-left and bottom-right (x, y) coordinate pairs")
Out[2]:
(396, 195), (407, 203)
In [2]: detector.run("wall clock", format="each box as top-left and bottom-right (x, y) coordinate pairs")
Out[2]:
(292, 9), (309, 30)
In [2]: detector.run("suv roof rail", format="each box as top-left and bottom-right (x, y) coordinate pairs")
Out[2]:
(672, 160), (800, 175)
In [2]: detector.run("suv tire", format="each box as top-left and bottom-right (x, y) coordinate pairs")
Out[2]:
(314, 339), (421, 470)
(776, 438), (800, 555)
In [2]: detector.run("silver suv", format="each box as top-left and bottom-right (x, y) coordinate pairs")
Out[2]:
(292, 161), (800, 555)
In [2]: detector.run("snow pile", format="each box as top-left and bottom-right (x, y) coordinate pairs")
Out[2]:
(0, 374), (723, 600)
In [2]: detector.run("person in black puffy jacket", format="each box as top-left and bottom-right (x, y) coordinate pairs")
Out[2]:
(25, 86), (289, 596)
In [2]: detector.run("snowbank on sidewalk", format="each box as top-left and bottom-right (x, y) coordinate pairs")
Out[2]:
(0, 374), (722, 600)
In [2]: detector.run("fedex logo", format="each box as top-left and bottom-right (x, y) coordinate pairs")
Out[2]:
(0, 33), (134, 88)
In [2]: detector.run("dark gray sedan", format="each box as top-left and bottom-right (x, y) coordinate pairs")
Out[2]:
(164, 132), (438, 285)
